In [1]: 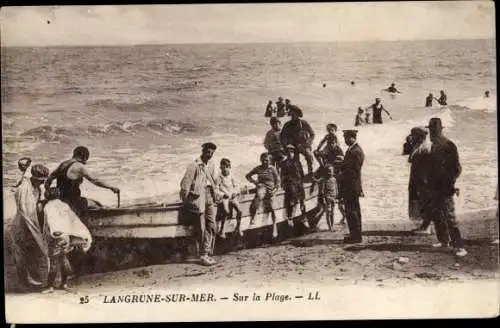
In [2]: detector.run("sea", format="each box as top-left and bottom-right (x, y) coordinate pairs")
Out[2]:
(2, 39), (498, 222)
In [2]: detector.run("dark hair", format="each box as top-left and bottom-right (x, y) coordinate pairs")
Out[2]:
(270, 117), (280, 125)
(220, 158), (231, 167)
(260, 152), (270, 160)
(45, 187), (60, 200)
(326, 123), (337, 131)
(18, 157), (32, 166)
(73, 146), (90, 160)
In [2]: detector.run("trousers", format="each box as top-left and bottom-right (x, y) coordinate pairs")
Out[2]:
(344, 196), (362, 241)
(194, 187), (216, 256)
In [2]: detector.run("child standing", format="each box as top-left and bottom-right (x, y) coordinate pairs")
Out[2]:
(314, 165), (339, 231)
(216, 158), (243, 238)
(245, 153), (280, 237)
(12, 157), (32, 188)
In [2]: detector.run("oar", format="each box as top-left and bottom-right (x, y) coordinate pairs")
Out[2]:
(117, 190), (121, 208)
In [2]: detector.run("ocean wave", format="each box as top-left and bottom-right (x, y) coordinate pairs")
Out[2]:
(20, 118), (199, 142)
(453, 96), (496, 113)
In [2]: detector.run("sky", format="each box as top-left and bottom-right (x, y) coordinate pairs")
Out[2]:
(0, 2), (496, 46)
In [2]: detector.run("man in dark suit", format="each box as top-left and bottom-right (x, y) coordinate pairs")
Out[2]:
(339, 130), (365, 243)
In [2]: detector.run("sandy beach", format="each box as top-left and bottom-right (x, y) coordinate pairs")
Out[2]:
(5, 224), (499, 322)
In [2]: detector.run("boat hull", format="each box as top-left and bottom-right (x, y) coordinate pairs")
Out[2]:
(86, 182), (323, 239)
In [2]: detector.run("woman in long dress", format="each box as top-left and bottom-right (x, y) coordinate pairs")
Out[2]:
(6, 165), (50, 292)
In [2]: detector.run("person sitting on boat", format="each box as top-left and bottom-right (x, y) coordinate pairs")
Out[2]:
(245, 153), (280, 237)
(44, 146), (120, 222)
(280, 106), (316, 176)
(354, 107), (365, 127)
(12, 157), (32, 188)
(313, 123), (344, 168)
(215, 158), (243, 238)
(264, 117), (285, 172)
(41, 187), (92, 293)
(281, 144), (309, 231)
(180, 142), (220, 267)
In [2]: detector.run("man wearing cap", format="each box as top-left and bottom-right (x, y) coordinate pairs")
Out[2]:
(426, 118), (467, 257)
(8, 164), (50, 291)
(180, 142), (220, 266)
(280, 106), (316, 176)
(45, 146), (120, 221)
(339, 129), (365, 243)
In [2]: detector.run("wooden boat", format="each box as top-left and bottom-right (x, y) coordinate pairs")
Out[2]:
(85, 182), (323, 240)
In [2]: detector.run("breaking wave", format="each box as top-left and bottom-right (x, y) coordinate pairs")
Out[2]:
(20, 118), (200, 142)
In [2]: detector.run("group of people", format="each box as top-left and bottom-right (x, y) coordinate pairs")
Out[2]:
(425, 90), (448, 107)
(181, 104), (366, 266)
(403, 117), (468, 257)
(264, 96), (300, 118)
(8, 147), (120, 292)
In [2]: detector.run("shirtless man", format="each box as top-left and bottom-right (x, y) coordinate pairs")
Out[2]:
(44, 146), (120, 220)
(383, 83), (402, 94)
(435, 90), (447, 106)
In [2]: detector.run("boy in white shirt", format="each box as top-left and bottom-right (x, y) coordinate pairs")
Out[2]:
(216, 158), (243, 238)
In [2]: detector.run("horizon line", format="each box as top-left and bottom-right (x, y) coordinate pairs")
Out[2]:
(1, 37), (495, 48)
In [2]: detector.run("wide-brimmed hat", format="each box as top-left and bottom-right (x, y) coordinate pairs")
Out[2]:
(30, 164), (49, 181)
(425, 117), (444, 130)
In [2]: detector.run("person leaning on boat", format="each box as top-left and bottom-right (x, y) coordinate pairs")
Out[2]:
(44, 146), (120, 222)
(180, 142), (221, 266)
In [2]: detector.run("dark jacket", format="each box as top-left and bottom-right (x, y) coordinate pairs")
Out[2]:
(427, 136), (461, 197)
(280, 119), (315, 148)
(339, 143), (365, 198)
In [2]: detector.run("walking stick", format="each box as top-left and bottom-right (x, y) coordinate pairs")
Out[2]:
(117, 190), (121, 208)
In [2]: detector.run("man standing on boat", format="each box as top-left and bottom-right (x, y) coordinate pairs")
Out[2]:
(339, 130), (365, 244)
(180, 142), (220, 266)
(280, 106), (316, 177)
(44, 146), (120, 222)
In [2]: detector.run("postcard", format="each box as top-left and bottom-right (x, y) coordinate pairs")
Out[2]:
(2, 2), (498, 323)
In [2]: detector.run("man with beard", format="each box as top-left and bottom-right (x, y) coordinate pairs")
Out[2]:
(426, 118), (467, 257)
